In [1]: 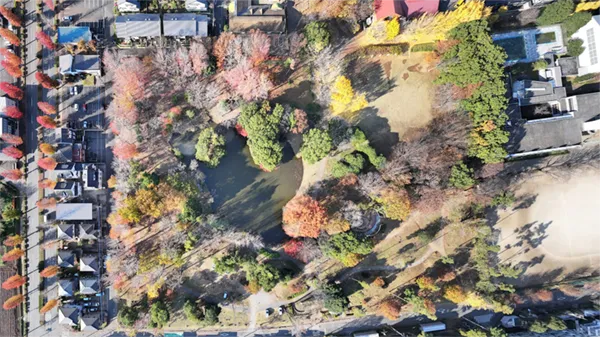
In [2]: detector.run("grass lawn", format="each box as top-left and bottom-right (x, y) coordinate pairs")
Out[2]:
(82, 74), (95, 86)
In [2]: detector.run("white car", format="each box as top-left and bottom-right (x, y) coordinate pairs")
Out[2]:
(278, 306), (284, 315)
(69, 87), (74, 96)
(74, 104), (79, 111)
(265, 309), (271, 318)
(74, 86), (78, 95)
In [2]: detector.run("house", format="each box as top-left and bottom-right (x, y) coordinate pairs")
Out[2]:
(56, 203), (93, 221)
(115, 14), (161, 39)
(80, 313), (102, 331)
(230, 0), (285, 33)
(58, 307), (80, 326)
(373, 0), (439, 20)
(79, 223), (98, 240)
(117, 0), (140, 13)
(57, 223), (76, 240)
(185, 0), (208, 12)
(58, 278), (76, 297)
(80, 255), (99, 273)
(56, 128), (76, 145)
(163, 14), (208, 37)
(0, 117), (18, 136)
(48, 163), (83, 181)
(83, 164), (103, 189)
(57, 27), (92, 44)
(79, 277), (100, 294)
(50, 181), (82, 200)
(59, 55), (101, 76)
(571, 15), (600, 76)
(58, 249), (75, 268)
(506, 63), (600, 157)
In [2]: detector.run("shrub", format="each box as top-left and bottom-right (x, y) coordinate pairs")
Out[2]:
(385, 18), (400, 40)
(118, 305), (138, 327)
(322, 283), (348, 314)
(350, 129), (385, 169)
(567, 38), (585, 57)
(331, 153), (365, 178)
(195, 127), (226, 168)
(238, 101), (284, 171)
(259, 248), (280, 259)
(572, 72), (597, 84)
(563, 11), (592, 37)
(411, 43), (437, 52)
(536, 0), (574, 26)
(304, 21), (330, 53)
(301, 128), (332, 164)
(532, 59), (548, 71)
(547, 316), (567, 331)
(529, 320), (548, 333)
(378, 298), (402, 320)
(204, 304), (221, 325)
(377, 188), (411, 221)
(449, 162), (475, 189)
(183, 299), (203, 323)
(491, 191), (515, 208)
(213, 251), (253, 274)
(350, 44), (407, 59)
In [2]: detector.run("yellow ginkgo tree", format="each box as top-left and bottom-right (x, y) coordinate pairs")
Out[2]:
(576, 0), (600, 11)
(330, 76), (368, 117)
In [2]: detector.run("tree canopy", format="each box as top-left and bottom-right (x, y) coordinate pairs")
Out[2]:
(238, 101), (284, 171)
(301, 128), (332, 164)
(195, 127), (226, 168)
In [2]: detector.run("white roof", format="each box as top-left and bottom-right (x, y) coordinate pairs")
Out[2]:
(56, 203), (93, 220)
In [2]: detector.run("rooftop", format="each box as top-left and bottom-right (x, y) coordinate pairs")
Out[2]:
(163, 14), (208, 37)
(80, 255), (99, 273)
(79, 277), (100, 295)
(115, 14), (161, 38)
(230, 15), (285, 32)
(58, 307), (80, 326)
(235, 0), (285, 16)
(56, 203), (93, 221)
(80, 313), (101, 331)
(57, 223), (75, 240)
(58, 279), (75, 297)
(57, 27), (92, 44)
(58, 249), (75, 268)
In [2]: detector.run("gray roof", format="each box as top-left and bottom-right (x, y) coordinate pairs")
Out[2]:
(48, 162), (83, 181)
(558, 57), (579, 76)
(56, 203), (93, 221)
(57, 223), (75, 240)
(84, 164), (102, 189)
(80, 255), (99, 273)
(575, 92), (600, 122)
(56, 128), (75, 144)
(53, 181), (79, 199)
(235, 0), (285, 16)
(58, 279), (75, 297)
(163, 14), (208, 37)
(115, 14), (161, 38)
(117, 0), (140, 5)
(74, 55), (100, 73)
(58, 249), (75, 268)
(230, 15), (285, 32)
(513, 80), (567, 106)
(59, 307), (80, 325)
(79, 277), (99, 294)
(79, 223), (98, 240)
(80, 313), (101, 331)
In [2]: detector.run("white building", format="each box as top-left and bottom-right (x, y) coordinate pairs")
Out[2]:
(185, 0), (208, 12)
(571, 15), (600, 75)
(116, 0), (140, 12)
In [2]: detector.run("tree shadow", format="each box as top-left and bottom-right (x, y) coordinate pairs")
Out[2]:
(345, 58), (396, 101)
(513, 221), (551, 249)
(514, 193), (538, 210)
(356, 107), (399, 157)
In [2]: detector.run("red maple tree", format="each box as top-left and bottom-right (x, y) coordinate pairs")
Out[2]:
(43, 0), (55, 11)
(3, 294), (24, 310)
(1, 275), (25, 290)
(3, 235), (23, 247)
(1, 134), (22, 145)
(35, 31), (55, 50)
(0, 6), (21, 27)
(0, 60), (21, 78)
(35, 72), (58, 89)
(37, 157), (57, 170)
(0, 169), (22, 180)
(282, 195), (328, 238)
(36, 197), (57, 209)
(3, 106), (23, 119)
(37, 102), (56, 115)
(36, 116), (57, 128)
(2, 248), (24, 262)
(247, 29), (270, 65)
(213, 32), (235, 69)
(0, 82), (23, 100)
(0, 48), (21, 65)
(113, 142), (138, 160)
(2, 146), (23, 159)
(0, 28), (19, 46)
(283, 239), (303, 259)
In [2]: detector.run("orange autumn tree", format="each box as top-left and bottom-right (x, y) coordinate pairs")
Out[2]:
(37, 115), (57, 128)
(3, 294), (23, 310)
(39, 143), (55, 154)
(36, 198), (57, 210)
(0, 28), (19, 46)
(0, 48), (21, 66)
(37, 157), (57, 170)
(0, 82), (23, 99)
(2, 248), (24, 262)
(40, 265), (58, 278)
(1, 60), (22, 78)
(37, 101), (56, 115)
(3, 235), (23, 246)
(378, 298), (402, 320)
(282, 195), (328, 238)
(39, 179), (56, 189)
(0, 6), (21, 27)
(0, 169), (22, 180)
(107, 175), (117, 188)
(1, 275), (26, 289)
(39, 299), (58, 314)
(113, 142), (138, 160)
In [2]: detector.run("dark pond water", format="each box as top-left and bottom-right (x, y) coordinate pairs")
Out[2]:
(182, 129), (303, 245)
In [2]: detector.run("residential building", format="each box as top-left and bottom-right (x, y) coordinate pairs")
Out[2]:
(79, 223), (99, 240)
(117, 0), (140, 12)
(115, 14), (161, 39)
(56, 203), (94, 221)
(373, 0), (439, 20)
(80, 314), (102, 331)
(50, 181), (82, 200)
(47, 163), (103, 189)
(57, 27), (92, 44)
(57, 223), (76, 241)
(48, 163), (83, 181)
(163, 14), (209, 37)
(230, 0), (286, 33)
(58, 249), (75, 268)
(58, 278), (76, 297)
(79, 277), (100, 295)
(0, 117), (18, 136)
(59, 55), (101, 76)
(58, 307), (80, 326)
(80, 255), (99, 273)
(83, 164), (104, 190)
(571, 15), (600, 75)
(185, 0), (208, 12)
(492, 25), (565, 64)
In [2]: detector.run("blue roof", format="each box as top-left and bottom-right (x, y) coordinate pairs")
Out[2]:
(57, 27), (92, 44)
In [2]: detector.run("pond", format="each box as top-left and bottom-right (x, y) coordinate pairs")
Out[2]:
(179, 129), (303, 245)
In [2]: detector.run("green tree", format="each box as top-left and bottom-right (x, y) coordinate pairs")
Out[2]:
(195, 127), (226, 168)
(304, 21), (330, 53)
(563, 11), (592, 37)
(459, 330), (487, 337)
(320, 231), (373, 266)
(490, 327), (508, 337)
(529, 320), (548, 333)
(491, 191), (515, 209)
(117, 305), (138, 327)
(245, 262), (283, 292)
(532, 59), (548, 71)
(547, 316), (567, 331)
(567, 38), (586, 56)
(301, 128), (332, 164)
(322, 283), (349, 314)
(238, 101), (284, 171)
(536, 0), (574, 26)
(331, 153), (365, 178)
(149, 301), (170, 328)
(449, 162), (475, 189)
(350, 129), (386, 169)
(214, 251), (254, 274)
(437, 20), (508, 163)
(2, 205), (21, 222)
(204, 303), (221, 325)
(138, 172), (159, 189)
(183, 299), (203, 323)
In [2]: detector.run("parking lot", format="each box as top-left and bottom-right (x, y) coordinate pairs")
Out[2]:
(60, 84), (105, 129)
(60, 0), (112, 39)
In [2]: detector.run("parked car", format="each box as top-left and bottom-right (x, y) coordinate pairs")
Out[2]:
(278, 306), (284, 315)
(82, 103), (87, 112)
(74, 104), (79, 111)
(265, 308), (271, 318)
(69, 87), (74, 96)
(64, 16), (72, 22)
(74, 86), (78, 95)
(82, 121), (89, 129)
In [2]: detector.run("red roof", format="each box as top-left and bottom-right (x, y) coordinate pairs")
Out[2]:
(374, 0), (439, 19)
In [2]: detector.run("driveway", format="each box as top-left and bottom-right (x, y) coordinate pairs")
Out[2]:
(495, 169), (600, 287)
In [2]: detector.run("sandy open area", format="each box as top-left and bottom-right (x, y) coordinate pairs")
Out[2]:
(495, 170), (600, 287)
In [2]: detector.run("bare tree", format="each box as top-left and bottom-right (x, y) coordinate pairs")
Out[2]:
(341, 201), (364, 228)
(312, 46), (344, 105)
(358, 172), (387, 197)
